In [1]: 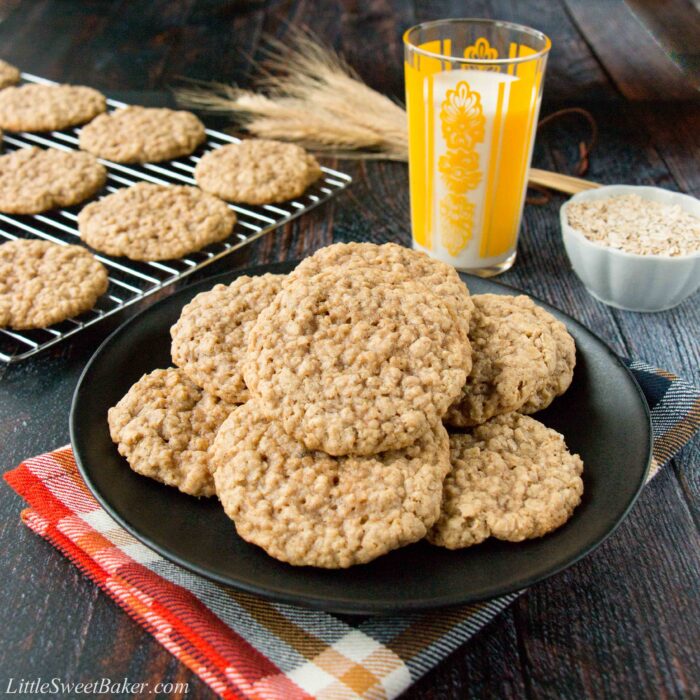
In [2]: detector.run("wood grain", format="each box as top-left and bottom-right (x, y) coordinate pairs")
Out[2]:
(564, 0), (699, 100)
(625, 0), (700, 84)
(0, 1), (697, 699)
(635, 104), (700, 195)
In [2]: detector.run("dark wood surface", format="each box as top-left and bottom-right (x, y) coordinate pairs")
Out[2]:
(1, 1), (698, 698)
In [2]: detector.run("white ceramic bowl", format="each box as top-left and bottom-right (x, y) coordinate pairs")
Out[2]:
(560, 185), (700, 312)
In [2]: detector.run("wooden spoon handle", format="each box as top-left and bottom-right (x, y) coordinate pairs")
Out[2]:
(528, 167), (601, 195)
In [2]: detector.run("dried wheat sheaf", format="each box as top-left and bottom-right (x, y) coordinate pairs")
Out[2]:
(175, 28), (409, 161)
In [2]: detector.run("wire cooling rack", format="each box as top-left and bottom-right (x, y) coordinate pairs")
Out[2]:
(0, 73), (351, 363)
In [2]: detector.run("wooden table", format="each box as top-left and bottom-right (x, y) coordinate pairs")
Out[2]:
(1, 1), (698, 697)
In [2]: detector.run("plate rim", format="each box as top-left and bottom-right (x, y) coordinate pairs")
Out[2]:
(70, 261), (653, 614)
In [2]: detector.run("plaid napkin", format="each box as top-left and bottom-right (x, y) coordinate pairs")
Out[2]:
(4, 360), (699, 700)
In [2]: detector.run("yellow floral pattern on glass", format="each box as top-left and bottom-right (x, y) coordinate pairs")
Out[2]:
(438, 80), (485, 256)
(439, 82), (485, 148)
(440, 194), (475, 256)
(464, 37), (500, 71)
(438, 149), (482, 192)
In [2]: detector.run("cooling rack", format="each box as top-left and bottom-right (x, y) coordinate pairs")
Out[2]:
(0, 72), (351, 362)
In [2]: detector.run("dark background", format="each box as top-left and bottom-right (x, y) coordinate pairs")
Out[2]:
(0, 1), (699, 698)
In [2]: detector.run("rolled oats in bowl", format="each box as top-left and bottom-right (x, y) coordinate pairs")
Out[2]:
(565, 194), (700, 257)
(560, 185), (700, 312)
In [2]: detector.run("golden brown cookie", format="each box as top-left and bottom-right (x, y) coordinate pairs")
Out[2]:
(78, 183), (236, 261)
(0, 59), (20, 90)
(171, 274), (285, 403)
(520, 303), (576, 414)
(79, 106), (205, 163)
(212, 401), (451, 568)
(0, 239), (108, 329)
(428, 413), (584, 548)
(108, 368), (234, 498)
(194, 139), (322, 205)
(0, 83), (105, 131)
(291, 241), (474, 346)
(0, 147), (106, 214)
(444, 294), (559, 428)
(244, 266), (470, 456)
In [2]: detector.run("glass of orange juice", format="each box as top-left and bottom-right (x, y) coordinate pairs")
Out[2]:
(404, 19), (550, 276)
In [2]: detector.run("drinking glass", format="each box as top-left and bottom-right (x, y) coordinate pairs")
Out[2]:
(404, 19), (550, 275)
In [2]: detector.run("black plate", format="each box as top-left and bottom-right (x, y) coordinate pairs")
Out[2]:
(71, 262), (652, 614)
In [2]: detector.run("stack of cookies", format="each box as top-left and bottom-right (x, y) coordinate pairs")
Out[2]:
(0, 58), (323, 330)
(109, 242), (584, 569)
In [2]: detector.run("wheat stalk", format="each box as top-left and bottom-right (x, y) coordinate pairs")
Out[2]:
(174, 27), (409, 161)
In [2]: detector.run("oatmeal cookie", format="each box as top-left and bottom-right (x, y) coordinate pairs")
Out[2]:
(521, 303), (576, 414)
(194, 139), (322, 205)
(292, 241), (474, 343)
(0, 239), (108, 329)
(429, 413), (583, 548)
(0, 147), (106, 214)
(0, 59), (20, 90)
(171, 274), (284, 403)
(78, 183), (235, 261)
(444, 294), (558, 427)
(244, 266), (469, 456)
(0, 83), (105, 131)
(212, 401), (451, 567)
(79, 106), (205, 163)
(108, 368), (233, 497)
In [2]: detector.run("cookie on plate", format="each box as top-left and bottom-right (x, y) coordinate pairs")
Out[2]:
(79, 106), (205, 163)
(194, 139), (322, 205)
(212, 401), (451, 568)
(444, 294), (559, 428)
(292, 241), (474, 346)
(244, 266), (470, 456)
(0, 239), (108, 329)
(0, 59), (20, 90)
(0, 83), (105, 131)
(108, 368), (234, 497)
(78, 183), (236, 261)
(428, 413), (584, 548)
(171, 274), (285, 404)
(0, 147), (106, 214)
(520, 303), (576, 414)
